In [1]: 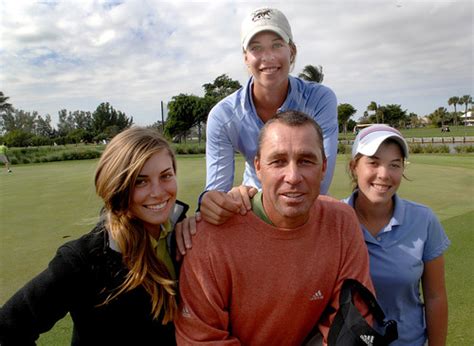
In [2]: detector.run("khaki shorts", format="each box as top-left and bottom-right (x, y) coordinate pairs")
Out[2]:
(0, 154), (9, 163)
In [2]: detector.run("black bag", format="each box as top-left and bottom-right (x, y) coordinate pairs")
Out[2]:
(327, 279), (398, 345)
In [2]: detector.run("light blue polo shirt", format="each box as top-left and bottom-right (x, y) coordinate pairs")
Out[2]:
(204, 75), (338, 196)
(343, 191), (450, 346)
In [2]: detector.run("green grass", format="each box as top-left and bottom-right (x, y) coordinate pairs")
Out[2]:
(399, 125), (474, 138)
(1, 154), (473, 345)
(339, 125), (474, 140)
(442, 211), (474, 345)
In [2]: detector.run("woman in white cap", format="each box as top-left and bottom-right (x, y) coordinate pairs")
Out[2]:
(344, 124), (450, 346)
(193, 7), (338, 229)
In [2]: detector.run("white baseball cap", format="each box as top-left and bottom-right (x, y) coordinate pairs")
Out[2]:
(352, 124), (409, 158)
(241, 7), (293, 50)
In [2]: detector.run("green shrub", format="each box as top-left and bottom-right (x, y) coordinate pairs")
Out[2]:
(30, 136), (54, 146)
(7, 144), (105, 165)
(172, 143), (205, 155)
(338, 142), (350, 154)
(409, 143), (424, 154)
(454, 145), (474, 153)
(3, 130), (33, 147)
(423, 144), (450, 153)
(174, 146), (187, 155)
(409, 143), (450, 154)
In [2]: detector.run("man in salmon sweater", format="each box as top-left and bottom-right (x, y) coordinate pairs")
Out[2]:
(176, 111), (374, 345)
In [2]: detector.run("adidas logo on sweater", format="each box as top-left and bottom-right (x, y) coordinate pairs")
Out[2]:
(309, 290), (324, 301)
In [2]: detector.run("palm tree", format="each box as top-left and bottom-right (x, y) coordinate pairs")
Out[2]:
(0, 91), (13, 113)
(460, 94), (472, 117)
(434, 107), (448, 127)
(448, 96), (460, 126)
(367, 101), (382, 123)
(338, 103), (357, 136)
(298, 65), (324, 83)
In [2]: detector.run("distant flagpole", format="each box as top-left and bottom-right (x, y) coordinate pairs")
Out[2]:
(161, 101), (165, 132)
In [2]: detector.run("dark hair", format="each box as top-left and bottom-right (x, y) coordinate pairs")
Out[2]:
(256, 110), (325, 160)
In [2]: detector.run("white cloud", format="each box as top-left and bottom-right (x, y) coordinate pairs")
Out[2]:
(0, 0), (472, 125)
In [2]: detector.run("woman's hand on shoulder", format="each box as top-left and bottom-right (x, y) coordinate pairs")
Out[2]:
(175, 214), (198, 261)
(200, 186), (257, 225)
(228, 185), (258, 215)
(175, 186), (257, 261)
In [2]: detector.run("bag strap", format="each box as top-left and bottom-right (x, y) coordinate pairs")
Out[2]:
(328, 279), (398, 345)
(340, 279), (386, 322)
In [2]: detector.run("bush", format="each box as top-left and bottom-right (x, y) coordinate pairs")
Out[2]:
(408, 143), (450, 154)
(30, 136), (53, 146)
(423, 144), (450, 153)
(454, 145), (474, 153)
(172, 143), (205, 155)
(7, 144), (105, 165)
(3, 130), (33, 147)
(409, 143), (424, 154)
(338, 142), (350, 154)
(4, 142), (208, 167)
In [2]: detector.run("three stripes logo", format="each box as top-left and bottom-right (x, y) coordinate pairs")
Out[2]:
(360, 334), (374, 346)
(310, 290), (324, 301)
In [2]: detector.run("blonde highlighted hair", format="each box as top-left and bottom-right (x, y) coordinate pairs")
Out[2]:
(95, 127), (178, 323)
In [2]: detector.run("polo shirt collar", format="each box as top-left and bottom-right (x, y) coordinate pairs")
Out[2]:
(108, 220), (171, 253)
(243, 76), (295, 123)
(149, 220), (172, 247)
(388, 194), (405, 230)
(346, 190), (405, 235)
(250, 190), (273, 225)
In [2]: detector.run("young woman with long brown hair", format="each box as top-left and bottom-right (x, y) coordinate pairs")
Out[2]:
(0, 127), (189, 345)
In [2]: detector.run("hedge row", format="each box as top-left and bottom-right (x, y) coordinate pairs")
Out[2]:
(454, 145), (474, 153)
(8, 145), (104, 165)
(7, 143), (206, 165)
(172, 144), (206, 155)
(409, 144), (474, 154)
(6, 142), (473, 165)
(338, 142), (474, 155)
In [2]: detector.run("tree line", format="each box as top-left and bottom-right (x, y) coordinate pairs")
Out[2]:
(0, 92), (133, 147)
(338, 95), (472, 136)
(1, 65), (472, 147)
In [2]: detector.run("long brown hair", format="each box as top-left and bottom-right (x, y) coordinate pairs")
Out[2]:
(95, 127), (178, 323)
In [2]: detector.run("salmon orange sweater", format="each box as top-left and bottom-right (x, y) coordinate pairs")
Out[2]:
(176, 195), (373, 345)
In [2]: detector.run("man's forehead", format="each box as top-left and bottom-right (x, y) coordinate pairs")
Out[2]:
(260, 124), (321, 156)
(266, 148), (318, 158)
(263, 123), (318, 143)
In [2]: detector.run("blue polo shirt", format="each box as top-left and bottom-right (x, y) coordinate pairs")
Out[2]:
(204, 75), (338, 196)
(343, 191), (450, 345)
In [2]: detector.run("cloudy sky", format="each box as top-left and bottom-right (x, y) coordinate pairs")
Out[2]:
(1, 0), (472, 126)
